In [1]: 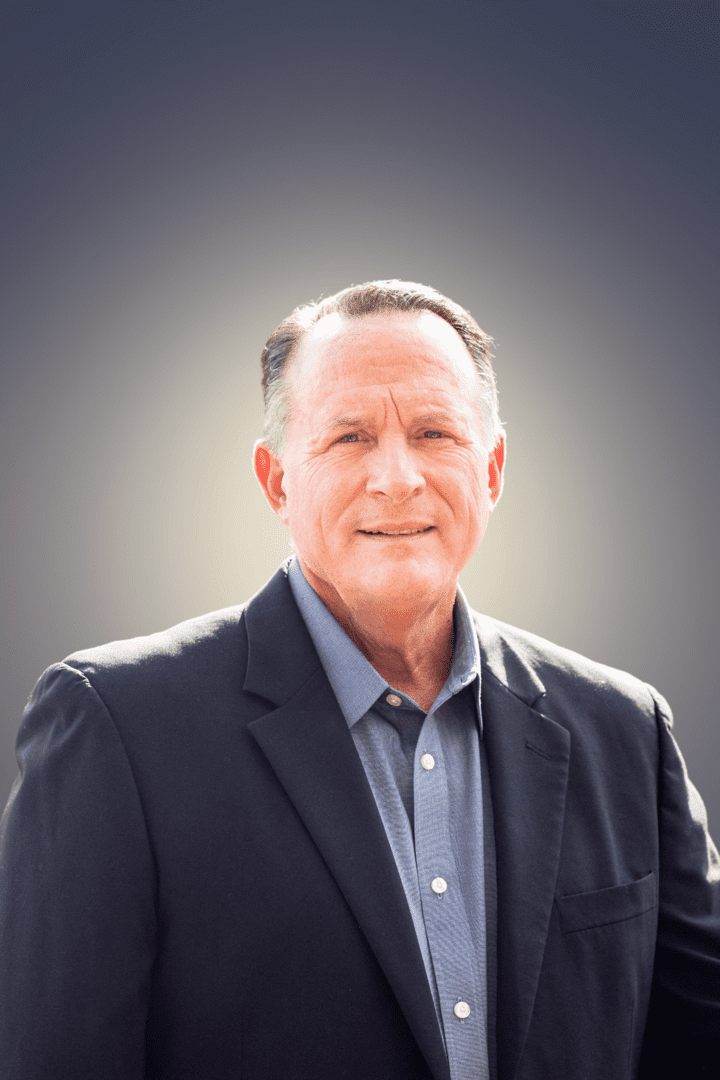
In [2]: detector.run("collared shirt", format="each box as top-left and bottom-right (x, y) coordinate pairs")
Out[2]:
(288, 557), (489, 1080)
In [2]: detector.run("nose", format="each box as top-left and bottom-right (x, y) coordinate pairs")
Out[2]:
(365, 436), (426, 502)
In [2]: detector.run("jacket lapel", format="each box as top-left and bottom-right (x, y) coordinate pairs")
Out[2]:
(476, 615), (571, 1080)
(243, 567), (450, 1080)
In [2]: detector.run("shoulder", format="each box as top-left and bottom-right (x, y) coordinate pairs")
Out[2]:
(32, 563), (306, 735)
(14, 606), (256, 752)
(57, 562), (302, 706)
(473, 610), (664, 729)
(62, 603), (250, 693)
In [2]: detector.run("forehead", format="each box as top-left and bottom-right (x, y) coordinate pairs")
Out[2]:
(289, 310), (479, 402)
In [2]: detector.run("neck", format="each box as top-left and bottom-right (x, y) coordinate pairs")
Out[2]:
(300, 560), (456, 713)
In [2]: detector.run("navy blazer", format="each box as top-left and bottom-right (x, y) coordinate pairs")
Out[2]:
(0, 563), (718, 1079)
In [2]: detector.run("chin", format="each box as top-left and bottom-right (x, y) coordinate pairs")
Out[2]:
(349, 561), (453, 607)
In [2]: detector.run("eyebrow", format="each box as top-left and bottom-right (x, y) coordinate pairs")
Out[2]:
(323, 409), (461, 431)
(414, 411), (455, 425)
(325, 413), (368, 430)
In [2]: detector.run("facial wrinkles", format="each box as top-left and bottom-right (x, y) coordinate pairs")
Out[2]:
(321, 387), (473, 448)
(295, 393), (481, 510)
(292, 308), (490, 427)
(284, 321), (490, 509)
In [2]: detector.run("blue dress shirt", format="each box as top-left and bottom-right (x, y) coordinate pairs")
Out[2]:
(288, 557), (490, 1080)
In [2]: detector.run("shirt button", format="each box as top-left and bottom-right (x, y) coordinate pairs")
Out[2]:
(386, 693), (402, 707)
(420, 753), (435, 771)
(454, 1001), (471, 1020)
(431, 877), (447, 895)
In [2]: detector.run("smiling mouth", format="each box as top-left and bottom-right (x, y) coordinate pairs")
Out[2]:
(358, 526), (434, 536)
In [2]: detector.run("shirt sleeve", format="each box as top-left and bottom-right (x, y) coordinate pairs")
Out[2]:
(0, 663), (157, 1080)
(638, 687), (720, 1077)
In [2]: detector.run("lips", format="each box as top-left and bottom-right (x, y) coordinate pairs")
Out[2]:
(358, 525), (434, 536)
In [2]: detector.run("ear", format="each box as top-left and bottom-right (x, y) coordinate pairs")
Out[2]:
(488, 433), (506, 508)
(253, 440), (288, 521)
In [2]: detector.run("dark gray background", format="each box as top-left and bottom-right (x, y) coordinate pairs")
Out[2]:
(2, 1), (718, 833)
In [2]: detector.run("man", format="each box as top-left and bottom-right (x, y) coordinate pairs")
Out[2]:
(0, 280), (718, 1079)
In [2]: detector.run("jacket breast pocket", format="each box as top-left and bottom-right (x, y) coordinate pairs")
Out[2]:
(555, 871), (657, 934)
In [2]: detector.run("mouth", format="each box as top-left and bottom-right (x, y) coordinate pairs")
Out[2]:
(358, 526), (434, 537)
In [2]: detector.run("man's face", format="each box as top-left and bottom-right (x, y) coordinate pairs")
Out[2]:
(256, 310), (504, 618)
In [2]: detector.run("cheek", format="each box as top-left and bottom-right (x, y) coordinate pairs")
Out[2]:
(436, 460), (487, 516)
(285, 464), (350, 540)
(449, 478), (492, 551)
(285, 460), (326, 509)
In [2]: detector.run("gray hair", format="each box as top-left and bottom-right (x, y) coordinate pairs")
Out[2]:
(260, 279), (502, 453)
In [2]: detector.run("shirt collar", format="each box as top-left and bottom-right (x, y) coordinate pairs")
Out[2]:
(287, 556), (482, 731)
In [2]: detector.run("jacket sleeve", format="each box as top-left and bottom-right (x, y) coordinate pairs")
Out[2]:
(0, 663), (157, 1080)
(638, 688), (720, 1077)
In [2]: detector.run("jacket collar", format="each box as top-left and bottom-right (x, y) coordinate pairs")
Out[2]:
(474, 611), (547, 708)
(242, 560), (322, 706)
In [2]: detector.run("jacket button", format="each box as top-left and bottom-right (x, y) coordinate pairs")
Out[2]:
(431, 877), (447, 895)
(420, 753), (435, 771)
(386, 693), (402, 707)
(454, 1001), (471, 1020)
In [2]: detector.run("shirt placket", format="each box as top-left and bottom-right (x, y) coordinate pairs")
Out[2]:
(414, 710), (488, 1080)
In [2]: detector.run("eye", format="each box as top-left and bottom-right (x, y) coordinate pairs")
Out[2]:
(423, 430), (444, 439)
(337, 432), (360, 443)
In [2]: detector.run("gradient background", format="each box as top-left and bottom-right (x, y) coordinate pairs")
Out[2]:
(2, 1), (718, 833)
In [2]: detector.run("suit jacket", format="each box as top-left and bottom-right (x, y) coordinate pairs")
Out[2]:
(0, 563), (718, 1079)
